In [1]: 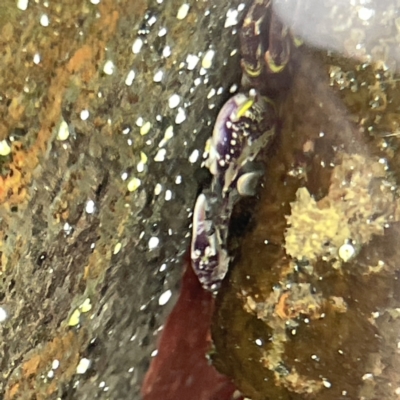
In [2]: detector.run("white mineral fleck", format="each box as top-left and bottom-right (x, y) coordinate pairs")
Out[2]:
(80, 109), (89, 120)
(165, 190), (172, 201)
(322, 379), (332, 388)
(175, 175), (182, 184)
(153, 70), (163, 82)
(17, 0), (29, 10)
(154, 183), (162, 195)
(154, 148), (166, 162)
(189, 149), (199, 163)
(158, 27), (167, 37)
(158, 289), (172, 306)
(175, 107), (186, 124)
(229, 83), (238, 93)
(125, 70), (136, 86)
(57, 120), (70, 141)
(186, 54), (199, 70)
(148, 236), (159, 250)
(33, 53), (41, 64)
(0, 140), (11, 156)
(177, 3), (190, 20)
(63, 222), (72, 235)
(132, 38), (143, 54)
(0, 307), (7, 322)
(85, 200), (95, 214)
(151, 349), (158, 357)
(358, 7), (375, 21)
(40, 14), (49, 26)
(207, 88), (216, 99)
(168, 94), (180, 109)
(76, 358), (91, 374)
(103, 60), (115, 75)
(148, 15), (157, 26)
(225, 9), (238, 28)
(137, 160), (145, 173)
(113, 242), (122, 254)
(162, 46), (171, 58)
(202, 50), (215, 69)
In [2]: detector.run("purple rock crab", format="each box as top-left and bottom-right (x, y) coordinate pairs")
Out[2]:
(190, 0), (298, 292)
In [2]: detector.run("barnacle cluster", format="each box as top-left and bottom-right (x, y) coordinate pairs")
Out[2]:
(285, 153), (399, 267)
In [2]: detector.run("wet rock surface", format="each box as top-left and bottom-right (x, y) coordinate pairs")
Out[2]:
(3, 0), (400, 399)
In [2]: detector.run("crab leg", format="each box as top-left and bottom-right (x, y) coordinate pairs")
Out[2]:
(240, 0), (272, 80)
(240, 0), (293, 95)
(191, 192), (230, 292)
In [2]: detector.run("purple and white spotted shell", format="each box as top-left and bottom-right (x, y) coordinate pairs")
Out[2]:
(204, 91), (276, 195)
(190, 192), (230, 292)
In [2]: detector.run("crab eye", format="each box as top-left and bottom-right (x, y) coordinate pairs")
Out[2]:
(190, 192), (230, 292)
(204, 92), (276, 195)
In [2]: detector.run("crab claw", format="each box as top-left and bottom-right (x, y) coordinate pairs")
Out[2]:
(190, 192), (230, 292)
(264, 15), (291, 74)
(239, 0), (294, 95)
(204, 91), (276, 196)
(240, 0), (272, 80)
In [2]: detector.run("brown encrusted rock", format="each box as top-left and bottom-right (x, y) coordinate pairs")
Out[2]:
(212, 1), (400, 399)
(0, 0), (246, 399)
(285, 153), (399, 268)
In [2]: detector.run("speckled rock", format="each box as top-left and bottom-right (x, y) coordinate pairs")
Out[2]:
(0, 0), (247, 399)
